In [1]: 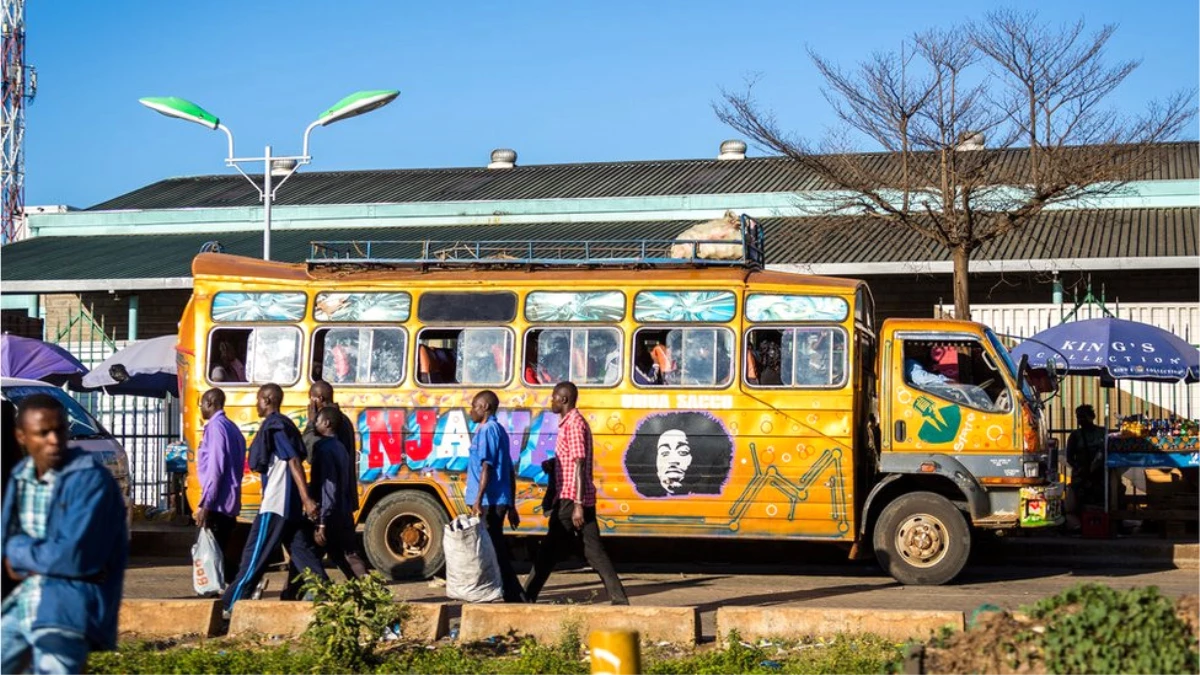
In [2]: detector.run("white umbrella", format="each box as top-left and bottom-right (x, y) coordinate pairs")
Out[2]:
(82, 335), (179, 398)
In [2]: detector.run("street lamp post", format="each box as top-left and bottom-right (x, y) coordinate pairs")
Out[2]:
(139, 90), (399, 260)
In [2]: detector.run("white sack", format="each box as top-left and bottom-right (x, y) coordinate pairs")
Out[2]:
(670, 210), (745, 260)
(443, 514), (503, 603)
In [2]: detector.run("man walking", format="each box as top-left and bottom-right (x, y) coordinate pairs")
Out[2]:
(466, 390), (525, 602)
(523, 382), (628, 605)
(194, 387), (247, 581)
(222, 384), (326, 615)
(309, 406), (369, 581)
(2, 394), (128, 674)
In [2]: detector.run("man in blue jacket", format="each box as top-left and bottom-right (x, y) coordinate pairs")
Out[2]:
(221, 383), (324, 615)
(2, 393), (128, 674)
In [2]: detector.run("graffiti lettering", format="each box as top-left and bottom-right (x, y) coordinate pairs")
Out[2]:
(953, 412), (977, 452)
(358, 407), (559, 485)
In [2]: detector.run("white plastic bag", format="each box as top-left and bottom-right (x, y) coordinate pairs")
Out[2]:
(192, 528), (224, 597)
(443, 514), (503, 603)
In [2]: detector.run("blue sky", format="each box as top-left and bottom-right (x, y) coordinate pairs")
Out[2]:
(22, 1), (1199, 208)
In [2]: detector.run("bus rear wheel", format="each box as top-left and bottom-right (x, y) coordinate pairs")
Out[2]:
(363, 490), (449, 580)
(873, 491), (970, 586)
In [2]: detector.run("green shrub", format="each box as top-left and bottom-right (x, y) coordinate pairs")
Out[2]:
(1025, 583), (1198, 675)
(87, 641), (322, 674)
(300, 569), (406, 670)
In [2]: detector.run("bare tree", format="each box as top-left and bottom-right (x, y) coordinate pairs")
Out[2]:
(716, 11), (1195, 319)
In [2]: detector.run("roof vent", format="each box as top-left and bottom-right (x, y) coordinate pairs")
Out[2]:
(488, 148), (517, 169)
(956, 132), (985, 151)
(717, 139), (747, 161)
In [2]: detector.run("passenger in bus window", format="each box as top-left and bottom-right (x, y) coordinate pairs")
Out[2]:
(756, 340), (783, 386)
(327, 341), (356, 383)
(633, 342), (661, 386)
(654, 338), (679, 385)
(210, 339), (246, 383)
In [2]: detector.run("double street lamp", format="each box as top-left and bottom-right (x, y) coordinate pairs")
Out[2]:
(139, 90), (399, 260)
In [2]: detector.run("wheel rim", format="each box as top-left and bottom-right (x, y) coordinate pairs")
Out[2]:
(895, 513), (949, 568)
(384, 512), (430, 560)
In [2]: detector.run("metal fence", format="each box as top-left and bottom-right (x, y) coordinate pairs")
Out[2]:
(52, 307), (182, 509)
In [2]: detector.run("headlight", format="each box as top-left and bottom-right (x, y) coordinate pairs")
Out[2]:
(1023, 461), (1042, 479)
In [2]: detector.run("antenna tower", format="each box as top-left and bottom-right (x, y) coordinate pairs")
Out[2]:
(2, 0), (36, 244)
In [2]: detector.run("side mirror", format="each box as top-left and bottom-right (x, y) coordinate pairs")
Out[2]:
(1020, 354), (1059, 396)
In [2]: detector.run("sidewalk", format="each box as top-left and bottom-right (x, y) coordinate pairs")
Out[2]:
(133, 520), (1198, 571)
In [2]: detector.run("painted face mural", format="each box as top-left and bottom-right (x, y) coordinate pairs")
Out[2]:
(625, 411), (733, 498)
(655, 429), (693, 494)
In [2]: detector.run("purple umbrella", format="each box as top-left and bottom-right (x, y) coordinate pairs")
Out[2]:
(0, 334), (89, 387)
(1011, 317), (1199, 383)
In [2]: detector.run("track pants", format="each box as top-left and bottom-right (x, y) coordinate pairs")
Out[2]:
(221, 512), (327, 611)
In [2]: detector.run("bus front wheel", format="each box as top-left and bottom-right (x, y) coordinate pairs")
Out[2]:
(872, 491), (970, 586)
(363, 490), (449, 580)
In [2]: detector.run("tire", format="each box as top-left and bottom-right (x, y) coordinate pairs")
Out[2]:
(872, 491), (971, 586)
(363, 490), (450, 580)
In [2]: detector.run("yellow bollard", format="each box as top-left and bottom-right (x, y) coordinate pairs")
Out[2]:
(590, 629), (641, 675)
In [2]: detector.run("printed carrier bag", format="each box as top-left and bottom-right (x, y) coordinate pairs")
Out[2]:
(192, 528), (224, 596)
(443, 514), (503, 603)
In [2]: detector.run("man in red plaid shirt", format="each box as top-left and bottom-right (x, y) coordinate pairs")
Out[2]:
(523, 382), (629, 605)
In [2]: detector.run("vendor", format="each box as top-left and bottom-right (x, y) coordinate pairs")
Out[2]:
(1067, 404), (1107, 516)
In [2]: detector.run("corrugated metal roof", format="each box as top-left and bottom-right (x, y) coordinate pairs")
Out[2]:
(3, 208), (1193, 283)
(87, 142), (1199, 211)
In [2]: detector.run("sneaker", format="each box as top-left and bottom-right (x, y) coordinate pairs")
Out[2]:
(251, 578), (269, 601)
(221, 608), (232, 621)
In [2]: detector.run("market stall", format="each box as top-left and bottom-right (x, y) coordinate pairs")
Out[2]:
(1107, 415), (1199, 531)
(1012, 316), (1200, 535)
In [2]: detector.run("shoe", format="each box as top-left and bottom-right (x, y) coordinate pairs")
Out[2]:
(221, 608), (232, 621)
(251, 578), (269, 601)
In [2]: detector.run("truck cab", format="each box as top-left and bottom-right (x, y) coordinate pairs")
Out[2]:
(863, 319), (1063, 584)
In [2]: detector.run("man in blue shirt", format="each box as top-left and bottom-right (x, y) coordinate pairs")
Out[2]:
(466, 390), (525, 603)
(2, 393), (127, 674)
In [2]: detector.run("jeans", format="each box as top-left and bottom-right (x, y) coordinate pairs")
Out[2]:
(523, 499), (628, 605)
(1, 611), (91, 675)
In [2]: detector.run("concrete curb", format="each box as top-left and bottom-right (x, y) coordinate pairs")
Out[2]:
(460, 604), (699, 645)
(227, 600), (314, 639)
(119, 599), (221, 639)
(225, 600), (449, 641)
(716, 607), (965, 643)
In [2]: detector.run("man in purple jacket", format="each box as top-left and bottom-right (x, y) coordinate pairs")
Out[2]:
(193, 388), (247, 581)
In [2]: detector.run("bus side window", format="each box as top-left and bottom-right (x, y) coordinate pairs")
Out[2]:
(417, 328), (512, 386)
(524, 327), (621, 387)
(210, 327), (302, 385)
(748, 327), (845, 389)
(313, 327), (406, 385)
(633, 327), (732, 387)
(209, 328), (250, 383)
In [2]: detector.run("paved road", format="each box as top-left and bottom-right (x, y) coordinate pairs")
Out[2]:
(125, 553), (1197, 640)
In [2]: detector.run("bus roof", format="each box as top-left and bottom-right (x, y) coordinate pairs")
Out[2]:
(191, 252), (864, 293)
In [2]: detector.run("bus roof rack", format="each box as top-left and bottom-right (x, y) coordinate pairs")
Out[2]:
(307, 214), (765, 271)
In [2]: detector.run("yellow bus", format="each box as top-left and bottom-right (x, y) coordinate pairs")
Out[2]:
(177, 218), (1063, 585)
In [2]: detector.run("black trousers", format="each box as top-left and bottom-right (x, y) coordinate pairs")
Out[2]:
(322, 512), (370, 580)
(484, 506), (527, 603)
(206, 510), (240, 583)
(222, 512), (328, 611)
(523, 500), (628, 605)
